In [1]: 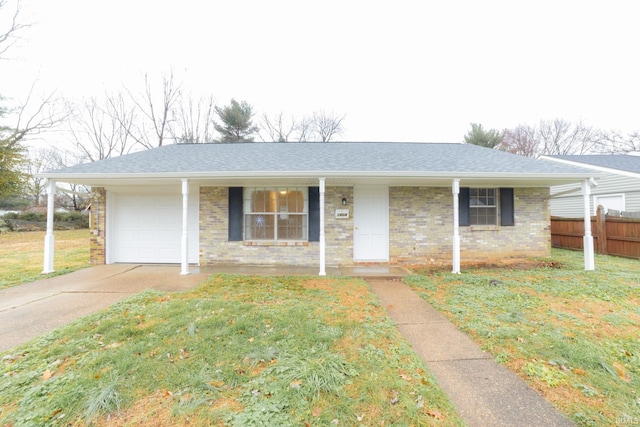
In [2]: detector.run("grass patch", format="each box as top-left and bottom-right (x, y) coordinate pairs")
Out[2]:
(0, 230), (90, 289)
(406, 248), (640, 426)
(0, 275), (463, 426)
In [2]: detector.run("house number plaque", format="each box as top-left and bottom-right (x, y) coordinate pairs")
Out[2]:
(335, 209), (350, 219)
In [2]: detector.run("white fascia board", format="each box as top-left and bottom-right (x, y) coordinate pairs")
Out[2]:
(40, 170), (596, 187)
(541, 156), (639, 179)
(41, 170), (595, 180)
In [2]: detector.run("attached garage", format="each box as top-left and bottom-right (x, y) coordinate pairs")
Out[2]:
(107, 191), (199, 264)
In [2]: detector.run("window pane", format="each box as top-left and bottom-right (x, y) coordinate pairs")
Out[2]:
(245, 213), (275, 240)
(470, 207), (497, 225)
(276, 213), (307, 240)
(470, 188), (497, 225)
(244, 188), (309, 241)
(252, 190), (275, 213)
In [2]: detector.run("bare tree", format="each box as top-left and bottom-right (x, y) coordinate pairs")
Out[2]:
(537, 118), (602, 155)
(260, 110), (346, 142)
(499, 125), (538, 157)
(47, 148), (89, 210)
(169, 93), (216, 143)
(126, 71), (181, 148)
(0, 1), (66, 201)
(23, 146), (58, 205)
(7, 82), (65, 145)
(312, 110), (345, 142)
(67, 93), (136, 162)
(0, 0), (29, 59)
(296, 115), (314, 141)
(596, 130), (640, 154)
(259, 112), (299, 142)
(498, 118), (609, 157)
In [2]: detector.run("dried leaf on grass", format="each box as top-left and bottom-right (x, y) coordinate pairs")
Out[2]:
(427, 409), (444, 419)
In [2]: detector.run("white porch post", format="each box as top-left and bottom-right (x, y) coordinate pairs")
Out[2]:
(42, 179), (56, 274)
(452, 179), (461, 274)
(582, 179), (595, 270)
(319, 178), (326, 276)
(180, 179), (190, 275)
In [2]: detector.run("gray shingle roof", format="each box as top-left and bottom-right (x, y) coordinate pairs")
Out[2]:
(549, 154), (640, 174)
(46, 142), (592, 177)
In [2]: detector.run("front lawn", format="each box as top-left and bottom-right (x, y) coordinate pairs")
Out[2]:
(0, 275), (463, 426)
(0, 230), (90, 289)
(406, 249), (640, 426)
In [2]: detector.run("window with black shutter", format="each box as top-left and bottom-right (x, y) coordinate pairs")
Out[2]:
(459, 187), (514, 226)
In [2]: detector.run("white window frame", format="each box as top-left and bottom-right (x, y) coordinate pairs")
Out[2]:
(243, 187), (309, 242)
(469, 188), (500, 226)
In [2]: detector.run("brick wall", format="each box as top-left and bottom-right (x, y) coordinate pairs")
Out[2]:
(89, 187), (106, 265)
(389, 187), (453, 263)
(388, 186), (550, 264)
(200, 186), (355, 266)
(94, 185), (549, 267)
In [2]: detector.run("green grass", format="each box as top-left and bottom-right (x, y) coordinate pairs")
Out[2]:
(0, 230), (90, 289)
(0, 275), (463, 426)
(406, 249), (640, 426)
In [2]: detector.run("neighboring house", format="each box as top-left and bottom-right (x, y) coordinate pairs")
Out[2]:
(543, 153), (640, 217)
(40, 142), (596, 274)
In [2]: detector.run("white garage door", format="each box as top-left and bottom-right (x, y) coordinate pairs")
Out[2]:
(110, 192), (199, 264)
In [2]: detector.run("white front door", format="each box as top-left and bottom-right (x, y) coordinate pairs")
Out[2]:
(353, 185), (389, 261)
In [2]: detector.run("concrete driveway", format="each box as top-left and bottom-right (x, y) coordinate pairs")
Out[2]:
(0, 265), (206, 352)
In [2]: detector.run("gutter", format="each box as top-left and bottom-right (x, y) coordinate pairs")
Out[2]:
(40, 170), (596, 181)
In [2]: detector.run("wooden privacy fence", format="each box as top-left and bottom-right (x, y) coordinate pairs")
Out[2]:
(551, 206), (640, 259)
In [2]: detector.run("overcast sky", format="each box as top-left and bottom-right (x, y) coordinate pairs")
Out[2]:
(2, 0), (639, 143)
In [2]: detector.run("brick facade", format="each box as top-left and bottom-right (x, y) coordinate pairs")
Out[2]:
(199, 185), (550, 267)
(89, 187), (107, 265)
(199, 186), (354, 267)
(388, 187), (550, 265)
(91, 185), (550, 267)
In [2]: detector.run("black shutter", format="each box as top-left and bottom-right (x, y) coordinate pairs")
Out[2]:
(500, 188), (515, 226)
(458, 187), (470, 226)
(308, 186), (320, 242)
(228, 187), (243, 241)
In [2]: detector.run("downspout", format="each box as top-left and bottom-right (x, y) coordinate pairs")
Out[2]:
(180, 179), (190, 275)
(319, 177), (326, 276)
(42, 179), (56, 274)
(452, 179), (461, 274)
(582, 179), (595, 270)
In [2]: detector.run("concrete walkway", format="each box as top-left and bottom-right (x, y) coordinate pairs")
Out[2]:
(0, 265), (206, 352)
(367, 278), (574, 427)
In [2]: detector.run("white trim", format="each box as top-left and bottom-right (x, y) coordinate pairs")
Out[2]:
(106, 190), (113, 264)
(319, 178), (326, 276)
(42, 170), (595, 181)
(42, 179), (56, 274)
(542, 155), (639, 179)
(181, 179), (190, 275)
(452, 179), (461, 274)
(582, 180), (595, 270)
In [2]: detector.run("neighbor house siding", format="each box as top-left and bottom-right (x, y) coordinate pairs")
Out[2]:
(551, 174), (640, 217)
(199, 186), (354, 267)
(89, 187), (107, 265)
